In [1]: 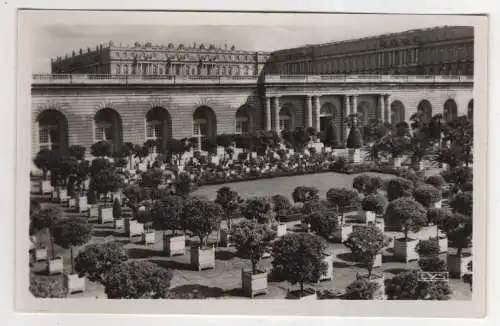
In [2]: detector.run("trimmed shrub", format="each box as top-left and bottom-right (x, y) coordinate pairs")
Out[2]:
(75, 241), (128, 283)
(308, 210), (339, 239)
(384, 197), (427, 240)
(344, 278), (380, 300)
(361, 195), (386, 214)
(386, 270), (451, 300)
(326, 188), (359, 224)
(418, 256), (447, 272)
(415, 240), (440, 256)
(112, 198), (122, 220)
(183, 197), (223, 248)
(346, 127), (363, 149)
(386, 177), (414, 201)
(414, 184), (442, 208)
(30, 273), (67, 298)
(450, 191), (473, 216)
(425, 175), (446, 189)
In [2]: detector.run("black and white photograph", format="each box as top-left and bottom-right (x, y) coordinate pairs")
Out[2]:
(14, 9), (487, 317)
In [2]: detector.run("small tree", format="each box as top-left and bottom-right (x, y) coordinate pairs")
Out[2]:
(51, 218), (92, 273)
(89, 167), (122, 207)
(175, 172), (194, 198)
(34, 149), (54, 180)
(322, 119), (340, 148)
(75, 241), (128, 284)
(345, 225), (391, 278)
(386, 269), (452, 300)
(450, 191), (473, 216)
(413, 184), (442, 208)
(271, 194), (291, 222)
(361, 194), (386, 214)
(292, 186), (319, 205)
(241, 197), (275, 225)
(326, 188), (359, 225)
(425, 175), (445, 189)
(386, 177), (414, 201)
(384, 197), (427, 241)
(308, 209), (339, 239)
(91, 141), (113, 158)
(30, 207), (62, 258)
(87, 190), (97, 205)
(231, 220), (276, 274)
(151, 195), (185, 236)
(427, 208), (452, 238)
(215, 187), (243, 231)
(415, 240), (446, 272)
(441, 166), (473, 195)
(134, 144), (149, 163)
(344, 278), (380, 300)
(103, 260), (172, 299)
(123, 184), (151, 219)
(271, 233), (328, 297)
(440, 213), (472, 257)
(183, 197), (223, 248)
(112, 198), (122, 220)
(352, 174), (371, 195)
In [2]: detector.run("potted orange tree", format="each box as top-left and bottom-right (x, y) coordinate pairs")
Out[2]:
(30, 207), (63, 274)
(215, 187), (243, 247)
(326, 188), (358, 242)
(90, 167), (122, 224)
(183, 197), (223, 271)
(231, 219), (275, 297)
(152, 194), (187, 256)
(51, 218), (92, 294)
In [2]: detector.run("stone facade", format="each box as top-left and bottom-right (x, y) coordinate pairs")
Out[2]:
(266, 26), (474, 76)
(51, 41), (270, 77)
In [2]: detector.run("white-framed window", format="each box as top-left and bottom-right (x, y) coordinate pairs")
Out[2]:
(279, 112), (291, 132)
(146, 119), (163, 153)
(235, 116), (249, 134)
(116, 64), (121, 74)
(95, 121), (113, 142)
(193, 118), (208, 150)
(38, 124), (60, 151)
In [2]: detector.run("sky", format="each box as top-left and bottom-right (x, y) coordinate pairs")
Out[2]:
(21, 11), (478, 73)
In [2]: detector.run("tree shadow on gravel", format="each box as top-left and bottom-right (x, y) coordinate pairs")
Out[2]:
(167, 284), (226, 299)
(150, 259), (193, 271)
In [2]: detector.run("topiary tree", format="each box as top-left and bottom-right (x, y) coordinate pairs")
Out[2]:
(112, 198), (122, 220)
(34, 149), (54, 180)
(441, 166), (473, 195)
(440, 213), (472, 257)
(427, 208), (452, 238)
(91, 141), (113, 158)
(322, 119), (340, 148)
(215, 187), (243, 231)
(183, 197), (223, 248)
(133, 144), (149, 163)
(292, 186), (319, 205)
(103, 260), (172, 299)
(271, 233), (328, 297)
(326, 188), (359, 225)
(384, 197), (427, 241)
(151, 194), (185, 236)
(346, 115), (363, 149)
(387, 269), (452, 300)
(241, 197), (275, 225)
(30, 207), (62, 259)
(425, 175), (445, 189)
(89, 167), (123, 207)
(51, 218), (92, 274)
(87, 189), (97, 205)
(271, 194), (291, 222)
(74, 241), (128, 284)
(141, 168), (164, 188)
(345, 225), (391, 278)
(352, 175), (384, 196)
(174, 172), (194, 198)
(344, 278), (380, 300)
(450, 191), (473, 216)
(361, 194), (386, 215)
(415, 240), (446, 272)
(231, 219), (276, 274)
(386, 177), (414, 201)
(308, 209), (339, 239)
(413, 184), (442, 208)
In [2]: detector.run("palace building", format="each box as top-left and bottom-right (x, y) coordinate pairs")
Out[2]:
(31, 26), (474, 159)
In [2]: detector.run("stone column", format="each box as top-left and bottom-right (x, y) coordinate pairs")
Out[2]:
(351, 95), (358, 115)
(305, 95), (313, 128)
(272, 97), (280, 131)
(313, 96), (320, 131)
(343, 95), (351, 143)
(384, 94), (391, 123)
(378, 94), (385, 122)
(265, 97), (272, 131)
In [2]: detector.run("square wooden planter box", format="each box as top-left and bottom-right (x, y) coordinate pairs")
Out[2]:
(393, 238), (419, 263)
(98, 207), (113, 224)
(125, 219), (144, 237)
(163, 234), (186, 256)
(190, 246), (215, 271)
(358, 210), (376, 224)
(242, 269), (268, 298)
(66, 274), (86, 294)
(57, 188), (69, 203)
(47, 256), (64, 275)
(391, 157), (403, 168)
(88, 206), (99, 219)
(410, 225), (438, 241)
(33, 247), (48, 262)
(348, 149), (361, 164)
(219, 229), (233, 248)
(333, 224), (353, 243)
(113, 218), (124, 229)
(433, 236), (448, 253)
(142, 231), (156, 245)
(319, 253), (334, 281)
(76, 196), (88, 213)
(67, 198), (77, 209)
(373, 253), (383, 268)
(40, 180), (53, 194)
(447, 253), (473, 279)
(433, 200), (443, 209)
(374, 218), (385, 232)
(274, 223), (287, 237)
(111, 192), (123, 206)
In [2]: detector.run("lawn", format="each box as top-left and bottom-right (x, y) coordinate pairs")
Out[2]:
(192, 171), (393, 201)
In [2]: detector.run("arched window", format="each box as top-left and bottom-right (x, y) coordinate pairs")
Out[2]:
(417, 100), (433, 122)
(467, 99), (474, 120)
(319, 103), (337, 133)
(443, 99), (458, 122)
(279, 107), (292, 132)
(37, 110), (68, 151)
(235, 106), (251, 134)
(193, 106), (217, 151)
(390, 101), (405, 125)
(94, 108), (122, 150)
(146, 107), (172, 153)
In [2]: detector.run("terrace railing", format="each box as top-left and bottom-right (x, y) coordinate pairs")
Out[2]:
(263, 74), (473, 83)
